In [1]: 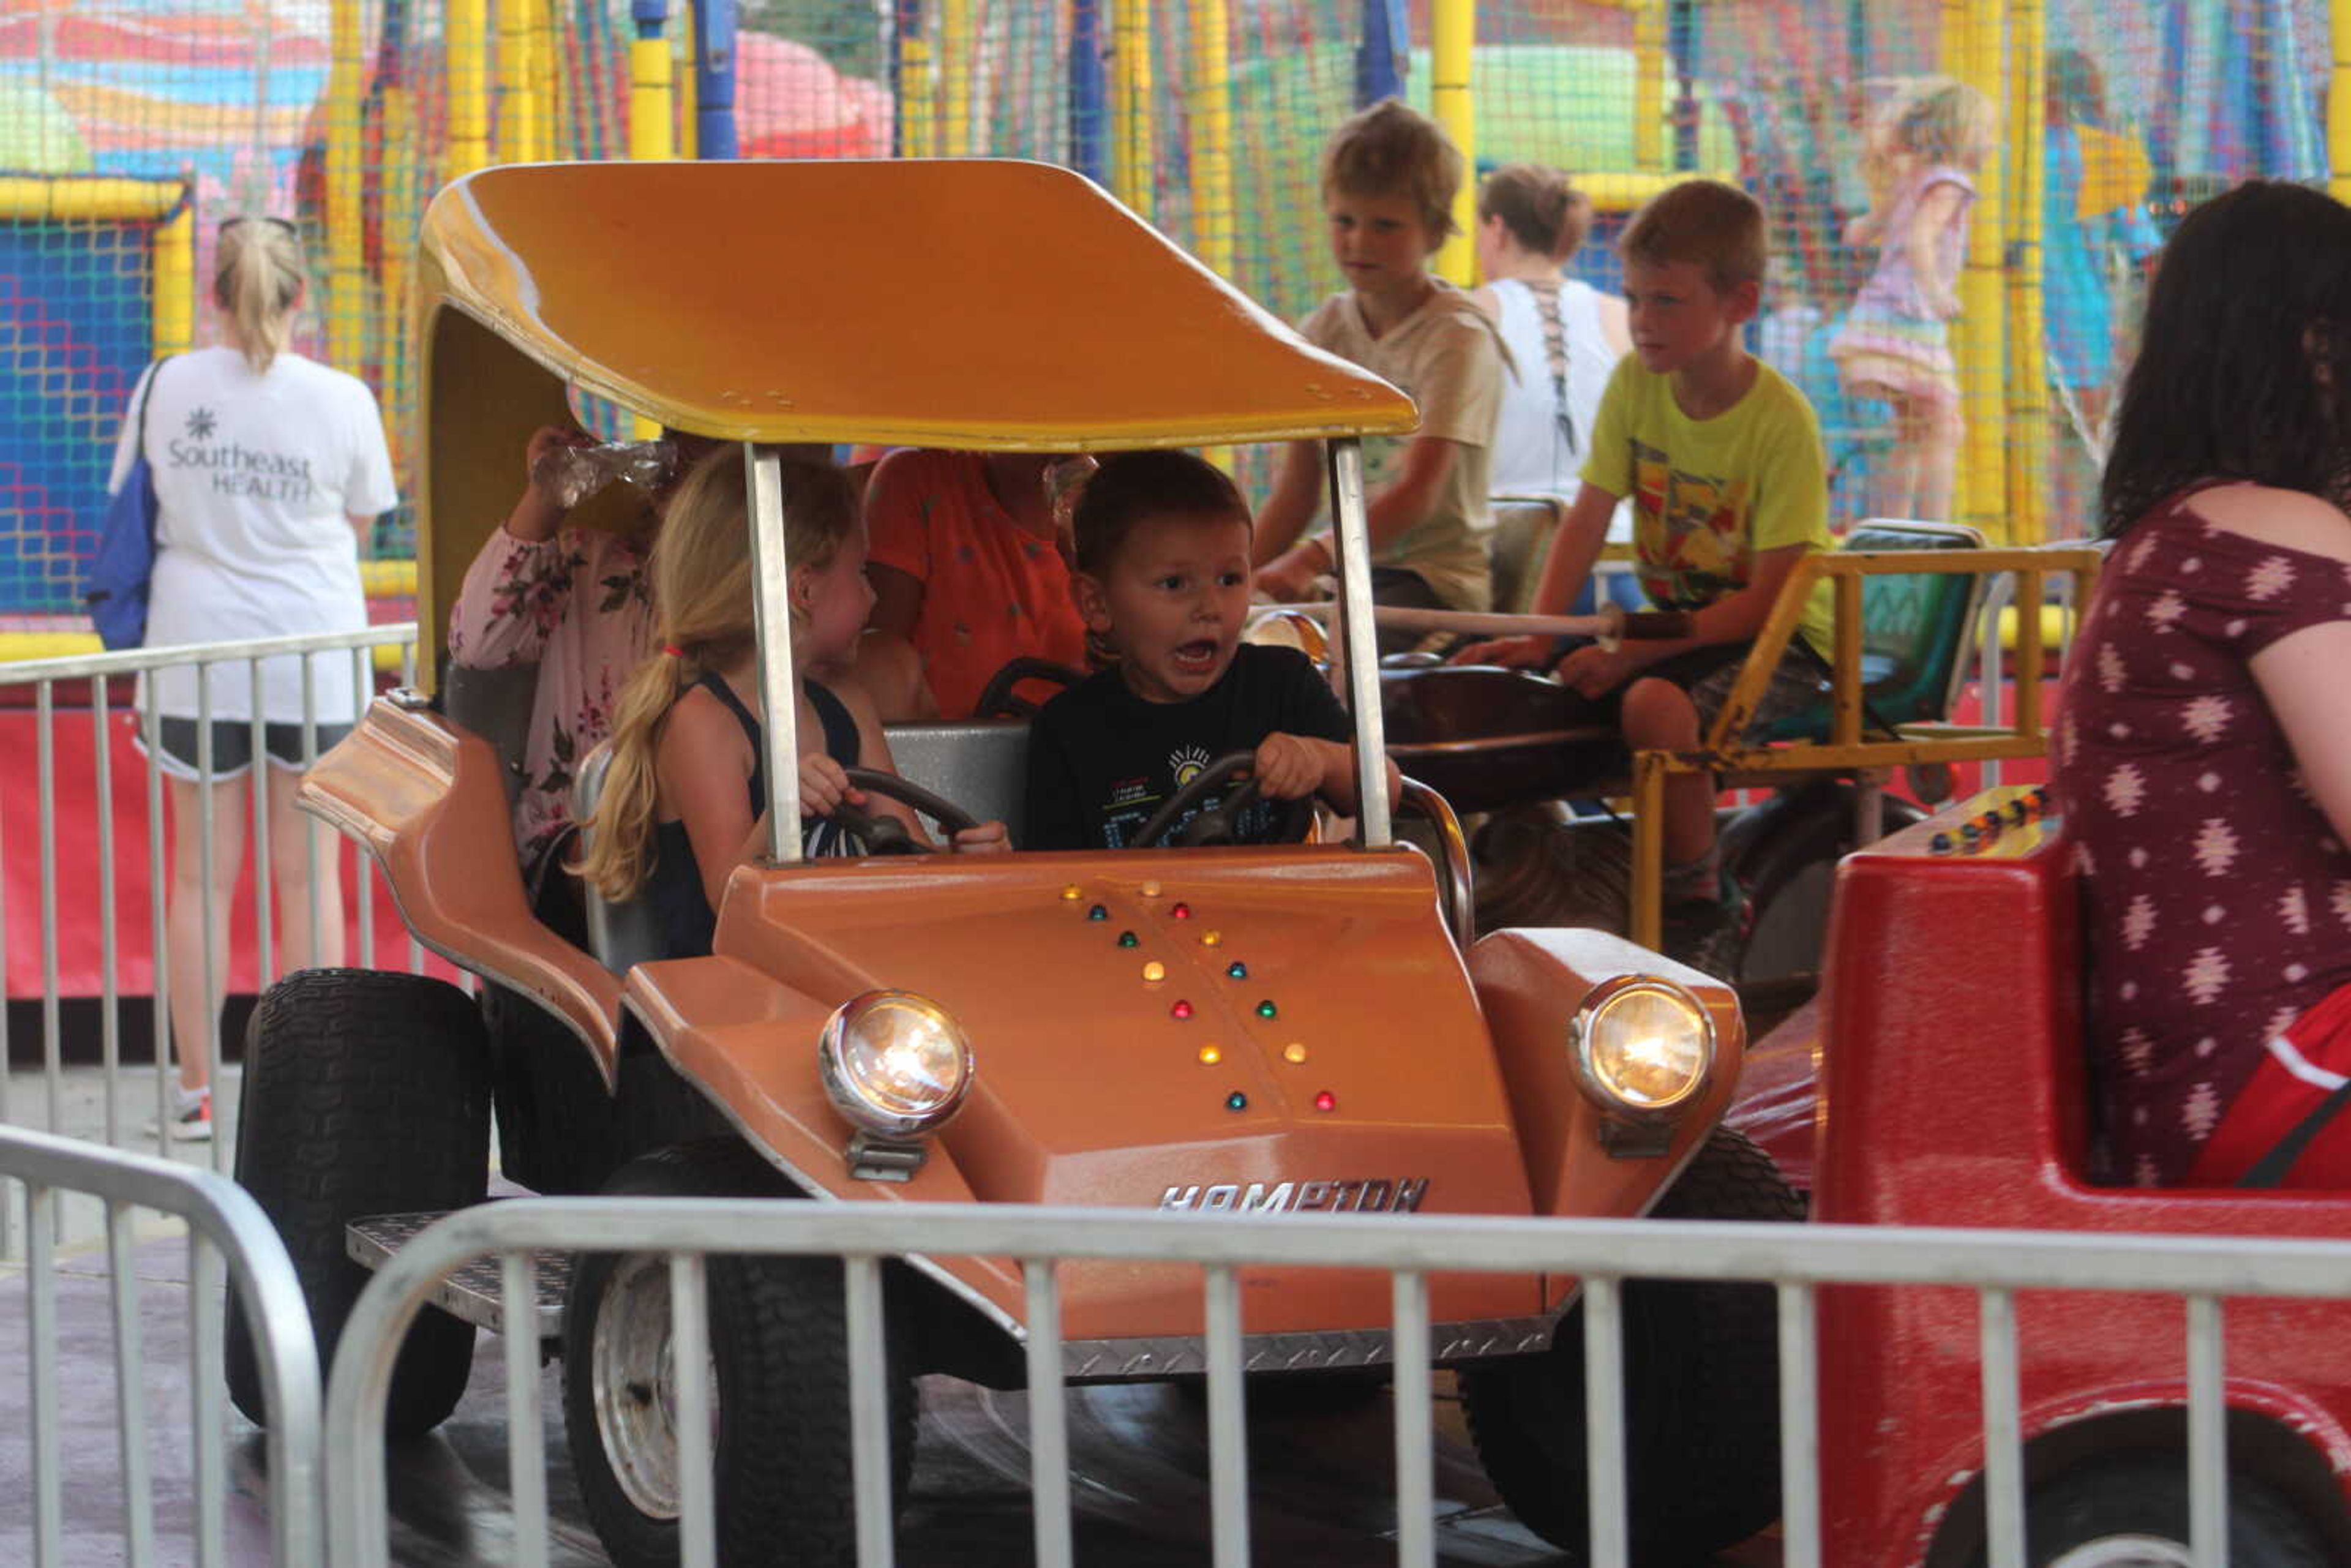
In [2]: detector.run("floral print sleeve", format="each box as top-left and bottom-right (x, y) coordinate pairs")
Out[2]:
(448, 527), (583, 669)
(447, 523), (657, 858)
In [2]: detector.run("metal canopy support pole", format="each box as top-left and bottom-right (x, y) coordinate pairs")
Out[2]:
(746, 446), (804, 865)
(1325, 438), (1392, 848)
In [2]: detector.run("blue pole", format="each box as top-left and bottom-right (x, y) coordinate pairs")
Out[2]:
(1069, 0), (1106, 181)
(1355, 0), (1406, 107)
(689, 0), (738, 158)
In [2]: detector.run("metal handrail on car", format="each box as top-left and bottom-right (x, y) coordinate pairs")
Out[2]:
(1622, 546), (2102, 947)
(0, 1123), (323, 1566)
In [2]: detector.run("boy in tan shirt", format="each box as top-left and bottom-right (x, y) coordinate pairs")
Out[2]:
(1251, 99), (1504, 619)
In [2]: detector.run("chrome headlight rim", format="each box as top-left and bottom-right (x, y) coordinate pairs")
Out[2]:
(1567, 973), (1717, 1120)
(817, 989), (975, 1139)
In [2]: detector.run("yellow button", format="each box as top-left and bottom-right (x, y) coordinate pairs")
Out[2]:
(1283, 1043), (1308, 1064)
(1060, 883), (1082, 900)
(1198, 1044), (1222, 1065)
(1142, 961), (1166, 983)
(1140, 880), (1162, 898)
(1200, 930), (1222, 947)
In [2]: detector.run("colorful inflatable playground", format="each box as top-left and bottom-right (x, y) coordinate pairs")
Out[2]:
(1, 0), (2337, 655)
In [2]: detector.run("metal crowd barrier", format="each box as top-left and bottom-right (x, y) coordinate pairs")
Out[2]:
(0, 626), (420, 1245)
(324, 1196), (2350, 1568)
(1, 1122), (321, 1566)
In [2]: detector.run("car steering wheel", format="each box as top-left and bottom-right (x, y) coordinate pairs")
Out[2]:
(1128, 751), (1315, 849)
(970, 658), (1089, 721)
(822, 766), (986, 856)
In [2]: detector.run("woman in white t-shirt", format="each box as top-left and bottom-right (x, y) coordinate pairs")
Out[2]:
(107, 215), (397, 1138)
(1469, 165), (1642, 611)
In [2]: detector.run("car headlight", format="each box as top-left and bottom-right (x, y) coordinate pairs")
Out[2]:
(1568, 976), (1715, 1118)
(818, 991), (975, 1139)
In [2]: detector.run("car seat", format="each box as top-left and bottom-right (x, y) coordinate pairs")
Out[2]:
(1487, 495), (1569, 615)
(1755, 519), (1989, 743)
(442, 661), (538, 810)
(882, 719), (1030, 847)
(571, 741), (668, 972)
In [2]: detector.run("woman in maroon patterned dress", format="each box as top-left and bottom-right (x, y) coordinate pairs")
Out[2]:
(2056, 181), (2351, 1188)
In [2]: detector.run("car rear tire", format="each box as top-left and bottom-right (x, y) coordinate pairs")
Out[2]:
(563, 1139), (917, 1568)
(1997, 1454), (2330, 1567)
(1469, 815), (1747, 982)
(1722, 779), (1926, 989)
(1460, 1126), (1801, 1565)
(225, 969), (491, 1438)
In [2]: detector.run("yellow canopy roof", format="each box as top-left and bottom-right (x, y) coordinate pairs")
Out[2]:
(420, 159), (1419, 450)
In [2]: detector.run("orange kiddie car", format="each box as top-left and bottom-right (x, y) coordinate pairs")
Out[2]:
(222, 159), (1798, 1568)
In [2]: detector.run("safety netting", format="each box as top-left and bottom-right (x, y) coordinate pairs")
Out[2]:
(0, 0), (2337, 621)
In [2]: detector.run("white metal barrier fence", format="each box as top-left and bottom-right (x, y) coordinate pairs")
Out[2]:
(0, 626), (420, 1237)
(0, 1122), (322, 1566)
(325, 1197), (2351, 1568)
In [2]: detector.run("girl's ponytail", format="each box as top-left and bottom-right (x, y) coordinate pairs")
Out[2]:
(577, 647), (694, 902)
(214, 218), (304, 373)
(571, 446), (860, 901)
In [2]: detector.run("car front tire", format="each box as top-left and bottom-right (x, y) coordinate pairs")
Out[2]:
(1460, 1125), (1801, 1564)
(562, 1139), (917, 1568)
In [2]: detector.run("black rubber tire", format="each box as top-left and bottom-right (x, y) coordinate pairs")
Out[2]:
(486, 978), (630, 1195)
(1461, 1127), (1802, 1565)
(1471, 817), (1744, 982)
(487, 841), (631, 1195)
(225, 969), (491, 1438)
(616, 1045), (733, 1159)
(564, 1140), (918, 1568)
(1722, 780), (1926, 990)
(1993, 1454), (2330, 1567)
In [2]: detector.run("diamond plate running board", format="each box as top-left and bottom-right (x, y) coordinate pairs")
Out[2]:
(347, 1211), (572, 1341)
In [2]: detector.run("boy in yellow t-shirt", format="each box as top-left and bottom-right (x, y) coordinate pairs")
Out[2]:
(1458, 178), (1835, 953)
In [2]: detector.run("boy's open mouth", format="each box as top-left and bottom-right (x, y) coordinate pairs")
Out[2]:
(1170, 639), (1221, 673)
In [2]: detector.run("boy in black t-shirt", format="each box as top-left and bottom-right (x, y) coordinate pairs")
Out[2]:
(1024, 451), (1400, 850)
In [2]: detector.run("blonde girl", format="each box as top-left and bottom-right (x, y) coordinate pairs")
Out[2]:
(115, 215), (396, 1138)
(1829, 77), (1995, 522)
(579, 449), (1006, 960)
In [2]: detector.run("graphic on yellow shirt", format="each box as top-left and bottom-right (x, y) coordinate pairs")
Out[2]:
(1629, 439), (1756, 607)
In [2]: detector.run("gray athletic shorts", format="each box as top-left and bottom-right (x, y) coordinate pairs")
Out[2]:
(140, 717), (353, 784)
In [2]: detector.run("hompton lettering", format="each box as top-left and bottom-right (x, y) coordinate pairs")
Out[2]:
(1157, 1178), (1430, 1214)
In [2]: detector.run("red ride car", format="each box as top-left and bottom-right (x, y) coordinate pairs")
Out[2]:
(1796, 786), (2351, 1565)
